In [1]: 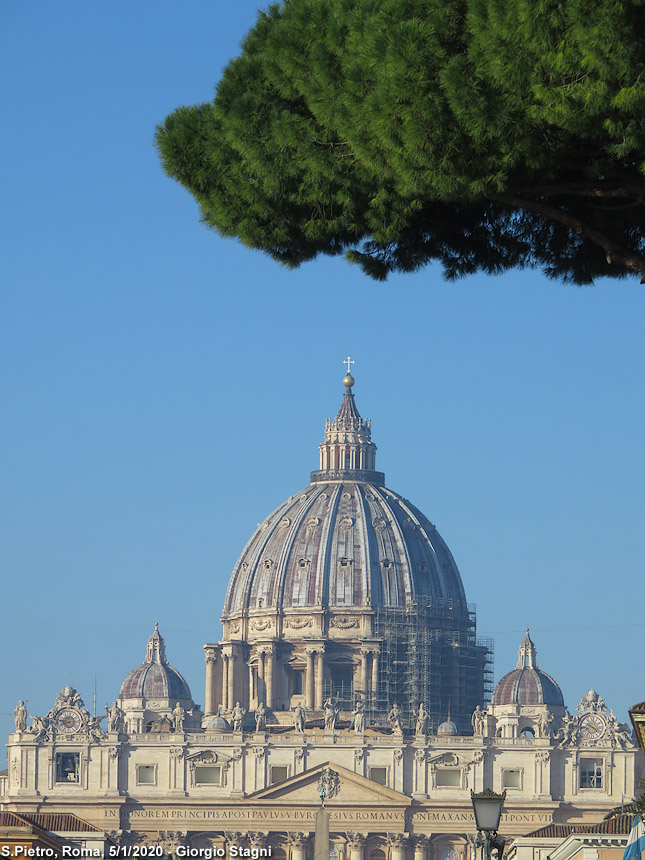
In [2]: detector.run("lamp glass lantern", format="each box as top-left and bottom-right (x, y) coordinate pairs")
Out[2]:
(470, 790), (506, 833)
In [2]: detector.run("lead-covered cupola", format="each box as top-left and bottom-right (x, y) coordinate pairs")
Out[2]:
(119, 624), (201, 733)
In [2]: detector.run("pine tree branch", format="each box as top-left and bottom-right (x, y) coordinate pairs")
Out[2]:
(516, 183), (644, 201)
(499, 194), (645, 280)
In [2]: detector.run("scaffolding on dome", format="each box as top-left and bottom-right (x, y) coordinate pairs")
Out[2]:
(369, 600), (493, 734)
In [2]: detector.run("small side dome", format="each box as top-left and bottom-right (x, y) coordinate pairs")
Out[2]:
(119, 623), (192, 702)
(491, 629), (564, 707)
(206, 714), (231, 732)
(437, 718), (459, 736)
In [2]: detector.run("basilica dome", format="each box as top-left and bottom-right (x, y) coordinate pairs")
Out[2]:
(209, 372), (491, 735)
(491, 629), (564, 707)
(119, 623), (192, 703)
(223, 378), (467, 618)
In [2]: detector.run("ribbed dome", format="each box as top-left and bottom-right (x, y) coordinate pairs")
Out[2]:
(206, 715), (231, 732)
(437, 719), (459, 735)
(491, 630), (564, 707)
(223, 481), (467, 614)
(119, 623), (192, 702)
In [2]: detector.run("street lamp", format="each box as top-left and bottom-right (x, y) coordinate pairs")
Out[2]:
(471, 789), (506, 860)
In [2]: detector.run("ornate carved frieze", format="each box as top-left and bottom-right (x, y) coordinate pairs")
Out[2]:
(285, 617), (314, 629)
(330, 616), (360, 629)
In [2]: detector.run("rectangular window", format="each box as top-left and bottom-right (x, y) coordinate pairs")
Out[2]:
(194, 765), (222, 786)
(368, 767), (388, 786)
(55, 753), (80, 783)
(502, 769), (522, 789)
(580, 758), (603, 789)
(436, 769), (461, 787)
(136, 765), (156, 786)
(292, 669), (305, 695)
(269, 766), (289, 785)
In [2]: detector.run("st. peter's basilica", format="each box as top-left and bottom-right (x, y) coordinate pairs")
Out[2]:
(1, 372), (641, 856)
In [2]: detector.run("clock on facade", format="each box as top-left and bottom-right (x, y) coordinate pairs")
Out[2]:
(55, 708), (82, 734)
(579, 713), (606, 740)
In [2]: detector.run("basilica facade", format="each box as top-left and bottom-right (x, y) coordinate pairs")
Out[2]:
(1, 374), (642, 856)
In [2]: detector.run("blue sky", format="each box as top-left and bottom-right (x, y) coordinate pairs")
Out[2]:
(2, 1), (644, 747)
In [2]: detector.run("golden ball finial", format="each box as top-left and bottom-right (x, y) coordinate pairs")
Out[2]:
(343, 372), (355, 388)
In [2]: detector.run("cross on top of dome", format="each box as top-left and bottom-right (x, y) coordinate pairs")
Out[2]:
(343, 355), (356, 389)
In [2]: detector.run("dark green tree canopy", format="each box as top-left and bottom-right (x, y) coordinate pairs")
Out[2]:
(157, 0), (645, 282)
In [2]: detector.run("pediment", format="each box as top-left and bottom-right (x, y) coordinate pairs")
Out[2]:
(248, 761), (411, 805)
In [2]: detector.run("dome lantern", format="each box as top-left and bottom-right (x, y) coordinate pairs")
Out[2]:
(311, 368), (383, 485)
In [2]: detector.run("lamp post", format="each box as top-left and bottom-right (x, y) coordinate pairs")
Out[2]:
(471, 790), (506, 860)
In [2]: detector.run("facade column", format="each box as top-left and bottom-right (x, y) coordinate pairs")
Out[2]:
(228, 652), (236, 710)
(257, 650), (266, 704)
(204, 650), (217, 716)
(413, 837), (428, 860)
(222, 655), (230, 710)
(388, 835), (407, 860)
(305, 649), (315, 710)
(360, 650), (369, 697)
(371, 651), (379, 698)
(265, 645), (274, 709)
(346, 834), (365, 860)
(288, 833), (309, 860)
(315, 646), (326, 710)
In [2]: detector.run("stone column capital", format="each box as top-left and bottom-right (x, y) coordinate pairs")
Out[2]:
(287, 833), (310, 848)
(386, 834), (408, 847)
(345, 832), (366, 848)
(247, 832), (269, 850)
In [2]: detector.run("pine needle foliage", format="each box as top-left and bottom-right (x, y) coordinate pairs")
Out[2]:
(156, 0), (645, 283)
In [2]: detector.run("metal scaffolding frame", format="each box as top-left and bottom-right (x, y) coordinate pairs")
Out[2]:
(370, 599), (493, 733)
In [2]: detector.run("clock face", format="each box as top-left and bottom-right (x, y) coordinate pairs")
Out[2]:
(56, 708), (82, 734)
(579, 713), (606, 740)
